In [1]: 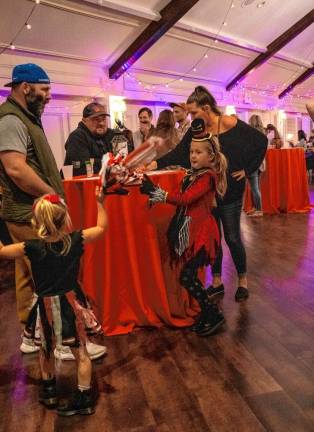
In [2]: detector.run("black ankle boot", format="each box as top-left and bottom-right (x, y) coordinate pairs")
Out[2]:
(189, 311), (208, 332)
(57, 389), (95, 416)
(206, 284), (225, 300)
(39, 377), (58, 408)
(196, 310), (225, 337)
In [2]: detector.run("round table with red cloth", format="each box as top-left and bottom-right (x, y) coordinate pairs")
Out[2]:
(244, 148), (310, 214)
(63, 171), (199, 336)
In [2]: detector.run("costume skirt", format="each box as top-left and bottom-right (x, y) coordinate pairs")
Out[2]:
(23, 286), (102, 357)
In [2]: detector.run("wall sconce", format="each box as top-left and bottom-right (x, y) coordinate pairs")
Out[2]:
(109, 95), (126, 128)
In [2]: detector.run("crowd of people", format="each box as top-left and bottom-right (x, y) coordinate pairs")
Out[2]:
(7, 61), (314, 418)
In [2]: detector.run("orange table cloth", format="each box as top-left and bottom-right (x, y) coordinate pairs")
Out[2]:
(244, 148), (310, 214)
(63, 171), (198, 336)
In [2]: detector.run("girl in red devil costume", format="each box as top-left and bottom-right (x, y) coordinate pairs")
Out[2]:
(141, 118), (227, 336)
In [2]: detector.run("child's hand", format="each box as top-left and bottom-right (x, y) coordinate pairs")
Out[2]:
(95, 185), (105, 203)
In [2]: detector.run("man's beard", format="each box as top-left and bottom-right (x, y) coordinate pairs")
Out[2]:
(25, 90), (46, 118)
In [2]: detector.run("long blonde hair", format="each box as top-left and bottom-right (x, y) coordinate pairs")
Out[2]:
(193, 135), (228, 198)
(32, 195), (72, 255)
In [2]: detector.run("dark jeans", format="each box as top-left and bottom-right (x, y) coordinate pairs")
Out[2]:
(247, 170), (262, 211)
(212, 199), (247, 276)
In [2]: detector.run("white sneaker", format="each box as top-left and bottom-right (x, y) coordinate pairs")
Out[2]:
(20, 336), (40, 354)
(54, 341), (107, 361)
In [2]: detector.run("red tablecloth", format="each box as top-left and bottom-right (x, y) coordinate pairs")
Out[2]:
(63, 171), (199, 336)
(244, 148), (310, 214)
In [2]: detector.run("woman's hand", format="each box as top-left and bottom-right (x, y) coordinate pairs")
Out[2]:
(231, 170), (245, 181)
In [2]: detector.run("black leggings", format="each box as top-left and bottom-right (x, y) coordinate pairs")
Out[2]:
(211, 199), (247, 276)
(180, 255), (217, 315)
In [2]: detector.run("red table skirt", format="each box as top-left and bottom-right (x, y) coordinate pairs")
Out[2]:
(63, 171), (199, 336)
(244, 148), (310, 214)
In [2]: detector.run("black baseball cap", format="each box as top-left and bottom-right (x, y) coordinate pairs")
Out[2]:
(83, 103), (110, 119)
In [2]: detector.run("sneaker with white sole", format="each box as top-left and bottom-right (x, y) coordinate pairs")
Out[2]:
(54, 341), (107, 361)
(20, 336), (40, 354)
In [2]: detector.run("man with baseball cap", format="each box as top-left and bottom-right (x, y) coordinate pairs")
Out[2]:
(169, 101), (190, 141)
(0, 64), (106, 361)
(0, 63), (61, 351)
(64, 102), (115, 176)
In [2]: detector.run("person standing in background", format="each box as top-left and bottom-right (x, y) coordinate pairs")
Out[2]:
(64, 103), (114, 176)
(169, 102), (191, 141)
(153, 109), (180, 158)
(247, 114), (266, 217)
(132, 107), (155, 149)
(266, 124), (283, 149)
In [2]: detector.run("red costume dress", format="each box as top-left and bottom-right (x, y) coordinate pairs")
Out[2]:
(166, 168), (220, 266)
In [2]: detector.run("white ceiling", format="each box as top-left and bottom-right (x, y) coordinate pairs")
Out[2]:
(0, 0), (313, 101)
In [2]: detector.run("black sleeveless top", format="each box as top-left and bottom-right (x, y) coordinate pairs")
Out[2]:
(24, 231), (84, 297)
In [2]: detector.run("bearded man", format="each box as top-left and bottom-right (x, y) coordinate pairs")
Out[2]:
(0, 64), (106, 361)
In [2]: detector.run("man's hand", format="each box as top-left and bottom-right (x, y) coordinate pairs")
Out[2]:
(231, 170), (245, 181)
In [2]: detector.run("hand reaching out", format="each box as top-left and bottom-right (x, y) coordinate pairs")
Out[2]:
(95, 185), (105, 203)
(231, 170), (245, 181)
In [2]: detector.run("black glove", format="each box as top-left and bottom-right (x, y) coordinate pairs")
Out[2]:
(140, 175), (157, 196)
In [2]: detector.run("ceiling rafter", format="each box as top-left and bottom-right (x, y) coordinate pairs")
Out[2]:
(226, 9), (314, 91)
(278, 65), (314, 99)
(108, 0), (200, 80)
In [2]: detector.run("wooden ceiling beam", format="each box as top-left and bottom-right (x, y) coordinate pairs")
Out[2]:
(108, 0), (199, 80)
(278, 65), (314, 99)
(226, 9), (314, 92)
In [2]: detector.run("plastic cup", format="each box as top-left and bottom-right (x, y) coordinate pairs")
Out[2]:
(62, 165), (73, 179)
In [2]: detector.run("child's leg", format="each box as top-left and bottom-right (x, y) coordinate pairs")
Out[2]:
(57, 344), (95, 416)
(70, 344), (92, 390)
(39, 348), (55, 380)
(180, 261), (213, 314)
(180, 259), (225, 336)
(38, 348), (58, 408)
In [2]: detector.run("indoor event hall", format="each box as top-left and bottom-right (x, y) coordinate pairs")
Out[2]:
(0, 0), (313, 431)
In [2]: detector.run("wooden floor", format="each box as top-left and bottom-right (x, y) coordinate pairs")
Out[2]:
(1, 199), (314, 432)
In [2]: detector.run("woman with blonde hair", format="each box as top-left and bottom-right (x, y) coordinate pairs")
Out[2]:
(0, 187), (107, 416)
(247, 114), (266, 217)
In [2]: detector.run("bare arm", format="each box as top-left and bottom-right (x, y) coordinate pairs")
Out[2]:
(83, 186), (108, 243)
(0, 241), (25, 259)
(0, 151), (55, 196)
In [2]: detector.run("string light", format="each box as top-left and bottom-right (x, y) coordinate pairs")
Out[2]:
(0, 1), (38, 56)
(125, 0), (235, 90)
